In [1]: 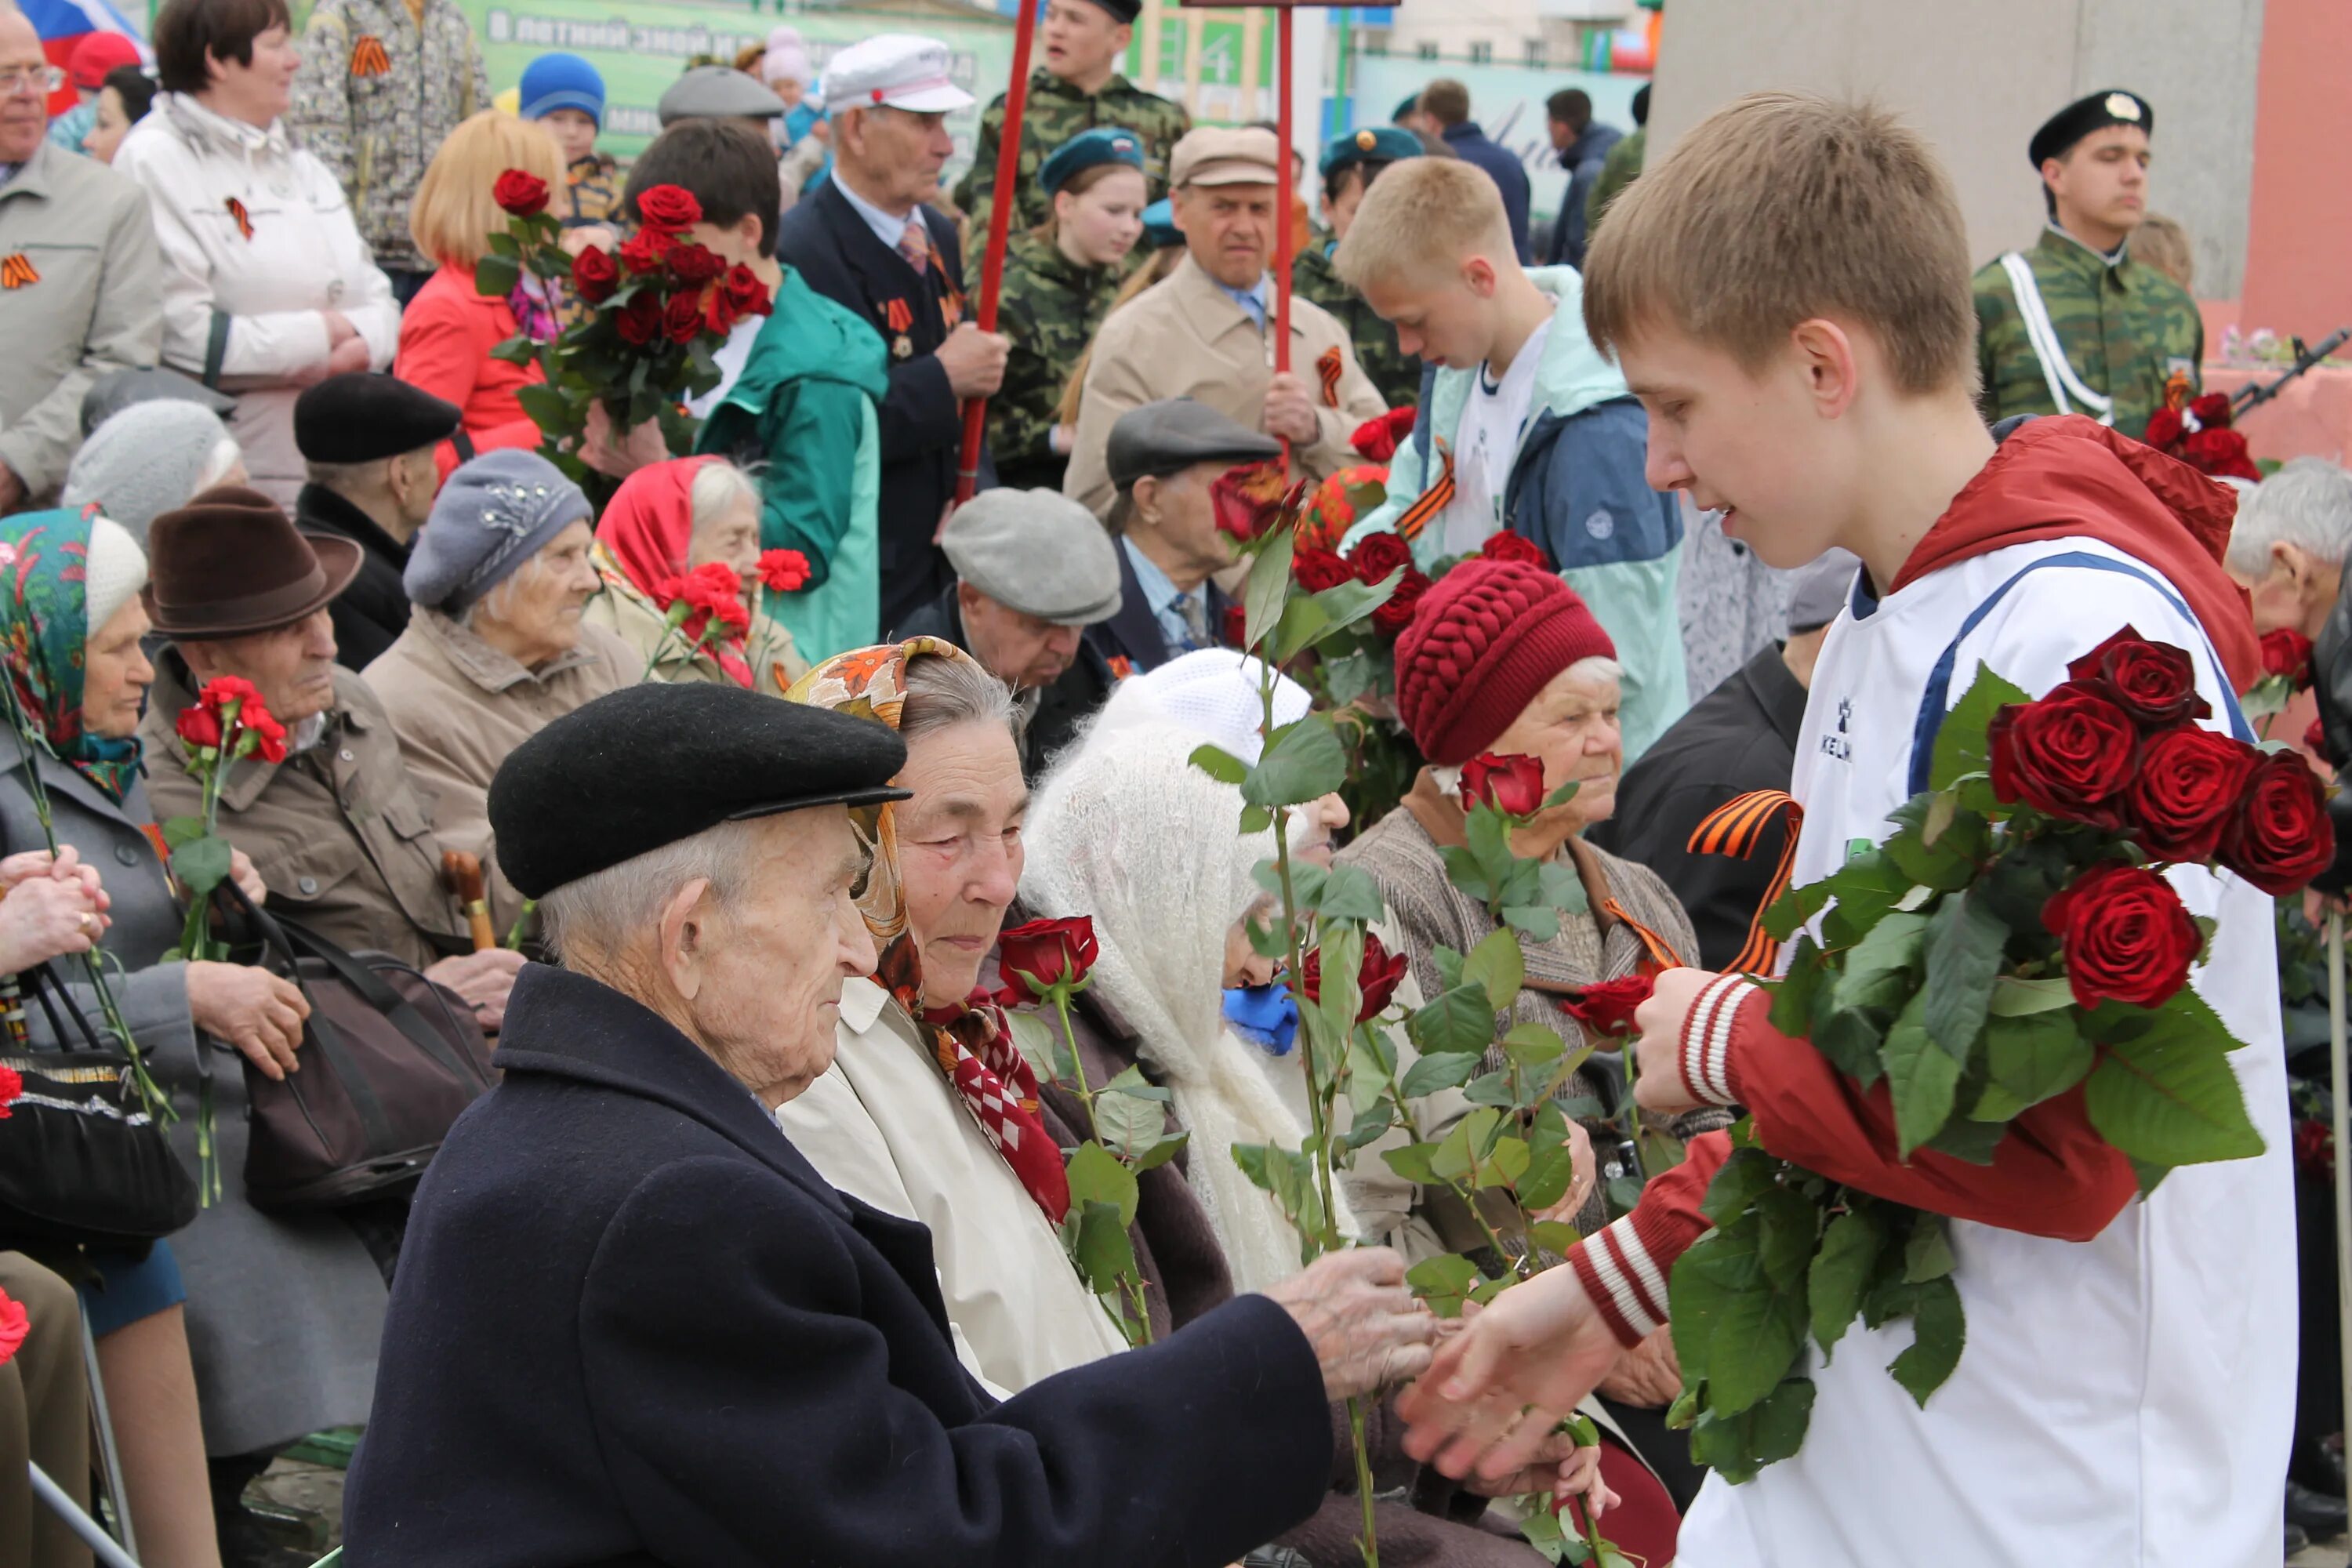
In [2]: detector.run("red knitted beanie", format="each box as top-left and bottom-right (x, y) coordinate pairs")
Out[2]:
(1394, 558), (1616, 766)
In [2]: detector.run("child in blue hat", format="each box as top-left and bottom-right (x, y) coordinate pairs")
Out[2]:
(519, 53), (621, 249)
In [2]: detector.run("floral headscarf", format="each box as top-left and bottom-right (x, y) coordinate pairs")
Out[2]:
(0, 510), (140, 801)
(789, 639), (1072, 1222)
(592, 456), (757, 688)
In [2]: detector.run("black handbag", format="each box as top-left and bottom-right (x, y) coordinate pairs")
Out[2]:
(0, 963), (200, 1246)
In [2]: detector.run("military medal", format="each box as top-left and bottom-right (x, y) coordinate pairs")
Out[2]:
(892, 336), (913, 360)
(0, 253), (38, 289)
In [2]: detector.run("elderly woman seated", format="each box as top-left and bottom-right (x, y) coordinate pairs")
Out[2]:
(365, 450), (638, 938)
(583, 456), (808, 695)
(342, 681), (1438, 1567)
(60, 398), (245, 545)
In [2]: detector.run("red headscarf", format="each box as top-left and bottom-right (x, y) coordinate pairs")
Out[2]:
(592, 456), (756, 688)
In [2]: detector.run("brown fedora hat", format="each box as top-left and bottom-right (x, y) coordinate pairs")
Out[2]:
(142, 486), (365, 640)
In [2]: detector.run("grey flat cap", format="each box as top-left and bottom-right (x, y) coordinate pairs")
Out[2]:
(1786, 547), (1860, 633)
(79, 368), (236, 437)
(657, 65), (785, 126)
(1106, 398), (1283, 492)
(945, 488), (1123, 626)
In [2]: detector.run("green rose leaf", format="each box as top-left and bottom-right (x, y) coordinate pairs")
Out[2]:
(1065, 1198), (1138, 1294)
(1462, 1072), (1517, 1109)
(1808, 1207), (1886, 1357)
(1306, 574), (1397, 642)
(1922, 890), (2007, 1062)
(1462, 927), (1525, 1013)
(1322, 649), (1379, 708)
(1752, 1185), (1821, 1292)
(1812, 1006), (1887, 1090)
(1004, 1007), (1061, 1086)
(1094, 1080), (1171, 1162)
(1518, 1137), (1582, 1212)
(1831, 909), (1928, 1011)
(473, 251), (521, 297)
(1987, 974), (2074, 1017)
(1065, 1139), (1141, 1225)
(1502, 1021), (1566, 1074)
(1410, 984), (1495, 1059)
(1431, 1107), (1504, 1183)
(1698, 1145), (1780, 1227)
(1242, 526), (1294, 652)
(1537, 858), (1592, 916)
(1977, 1009), (2092, 1116)
(1270, 594), (1334, 663)
(1190, 742), (1248, 786)
(1381, 1140), (1443, 1185)
(1930, 662), (2032, 791)
(1901, 1213), (1956, 1283)
(2084, 1012), (2265, 1167)
(1882, 989), (1960, 1156)
(1242, 714), (1348, 808)
(1131, 1131), (1190, 1171)
(159, 814), (206, 848)
(1318, 864), (1388, 924)
(1400, 1049), (1483, 1101)
(1767, 936), (1824, 1037)
(1886, 1275), (1966, 1408)
(1405, 1253), (1485, 1319)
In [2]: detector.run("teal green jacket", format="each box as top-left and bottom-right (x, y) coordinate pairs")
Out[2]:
(696, 267), (889, 663)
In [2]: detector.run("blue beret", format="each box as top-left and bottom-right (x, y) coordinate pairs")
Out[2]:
(1037, 126), (1147, 198)
(1141, 198), (1180, 250)
(1319, 125), (1421, 181)
(520, 53), (605, 127)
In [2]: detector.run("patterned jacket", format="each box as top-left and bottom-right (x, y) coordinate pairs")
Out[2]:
(952, 70), (1190, 234)
(1973, 223), (2202, 441)
(1292, 238), (1417, 411)
(989, 231), (1123, 492)
(288, 0), (489, 274)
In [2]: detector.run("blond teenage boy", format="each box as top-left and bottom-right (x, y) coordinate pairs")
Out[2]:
(1393, 93), (2287, 1567)
(1334, 158), (1687, 761)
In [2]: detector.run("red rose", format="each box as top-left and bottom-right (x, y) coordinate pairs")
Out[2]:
(1987, 681), (2138, 825)
(176, 705), (223, 750)
(614, 293), (662, 346)
(1291, 547), (1355, 593)
(1221, 604), (1250, 650)
(0, 1060), (17, 1120)
(2125, 727), (2261, 862)
(720, 263), (772, 319)
(2187, 391), (2233, 429)
(2042, 861), (2201, 1009)
(1370, 568), (1429, 638)
(999, 915), (1098, 997)
(659, 289), (702, 343)
(633, 183), (703, 233)
(2262, 628), (2315, 689)
(666, 242), (726, 286)
(0, 1287), (24, 1367)
(1210, 460), (1290, 541)
(1349, 405), (1417, 463)
(491, 169), (549, 217)
(1349, 530), (1413, 586)
(1459, 752), (1547, 817)
(571, 244), (619, 304)
(1300, 931), (1410, 1022)
(1560, 974), (1653, 1039)
(2219, 749), (2336, 895)
(1480, 532), (1548, 567)
(758, 549), (809, 593)
(2063, 626), (2209, 729)
(2143, 407), (2185, 452)
(698, 284), (739, 339)
(2182, 426), (2263, 483)
(617, 228), (673, 276)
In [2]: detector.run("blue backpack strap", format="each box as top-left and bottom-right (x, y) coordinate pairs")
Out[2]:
(1907, 550), (2255, 796)
(1411, 361), (1439, 466)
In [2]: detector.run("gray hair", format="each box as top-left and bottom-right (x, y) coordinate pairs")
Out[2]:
(2228, 457), (2352, 577)
(901, 649), (1026, 749)
(462, 546), (561, 634)
(536, 818), (767, 971)
(688, 458), (761, 539)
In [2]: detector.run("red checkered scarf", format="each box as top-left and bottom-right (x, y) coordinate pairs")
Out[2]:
(906, 964), (1069, 1223)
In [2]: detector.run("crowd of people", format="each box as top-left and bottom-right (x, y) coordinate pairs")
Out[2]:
(0, 0), (2339, 1563)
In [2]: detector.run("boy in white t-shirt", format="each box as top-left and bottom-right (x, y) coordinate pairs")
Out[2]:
(1394, 93), (2290, 1566)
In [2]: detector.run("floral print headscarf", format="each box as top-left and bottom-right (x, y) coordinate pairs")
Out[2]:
(0, 510), (140, 801)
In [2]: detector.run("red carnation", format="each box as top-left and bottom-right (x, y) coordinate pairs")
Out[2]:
(2125, 727), (2261, 863)
(1370, 568), (1429, 638)
(491, 169), (549, 217)
(1459, 752), (1547, 817)
(1560, 975), (1653, 1039)
(614, 292), (662, 347)
(2063, 626), (2210, 729)
(176, 706), (223, 751)
(617, 228), (673, 276)
(1480, 532), (1549, 567)
(1300, 931), (1410, 1022)
(2262, 628), (2315, 689)
(1988, 681), (2138, 826)
(571, 244), (619, 304)
(633, 183), (703, 233)
(2219, 749), (2336, 895)
(1291, 547), (1355, 593)
(662, 289), (705, 344)
(758, 549), (810, 593)
(0, 1288), (23, 1367)
(2042, 861), (2200, 1009)
(242, 705), (288, 765)
(999, 915), (1099, 998)
(0, 1060), (20, 1119)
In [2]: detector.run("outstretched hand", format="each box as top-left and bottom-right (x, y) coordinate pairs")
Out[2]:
(1396, 1265), (1629, 1483)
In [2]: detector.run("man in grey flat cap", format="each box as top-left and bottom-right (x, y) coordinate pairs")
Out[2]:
(899, 487), (1123, 775)
(657, 64), (788, 128)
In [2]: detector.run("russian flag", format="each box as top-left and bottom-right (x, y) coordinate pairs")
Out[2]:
(23, 0), (147, 118)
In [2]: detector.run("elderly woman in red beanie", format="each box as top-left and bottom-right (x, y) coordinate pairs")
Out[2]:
(1334, 554), (1723, 1536)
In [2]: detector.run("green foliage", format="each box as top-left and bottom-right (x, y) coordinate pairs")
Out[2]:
(1929, 662), (2031, 791)
(1065, 1140), (1140, 1227)
(1242, 526), (1294, 652)
(2084, 1001), (2265, 1165)
(1461, 928), (1525, 1011)
(1405, 1254), (1486, 1318)
(1807, 1207), (1885, 1357)
(1409, 985), (1496, 1059)
(1920, 891), (2005, 1062)
(472, 251), (521, 296)
(1882, 990), (1960, 1156)
(169, 835), (232, 899)
(1243, 715), (1349, 808)
(1189, 743), (1247, 786)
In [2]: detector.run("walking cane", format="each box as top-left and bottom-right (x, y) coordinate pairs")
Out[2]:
(2331, 909), (2352, 1474)
(32, 1461), (143, 1568)
(953, 0), (1043, 506)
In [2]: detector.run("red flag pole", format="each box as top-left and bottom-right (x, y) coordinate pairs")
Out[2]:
(956, 0), (1044, 505)
(1272, 5), (1295, 474)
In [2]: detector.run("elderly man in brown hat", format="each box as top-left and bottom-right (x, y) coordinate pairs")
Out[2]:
(1062, 124), (1387, 519)
(137, 486), (524, 1025)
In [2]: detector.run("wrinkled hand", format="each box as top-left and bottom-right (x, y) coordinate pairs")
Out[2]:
(0, 874), (107, 971)
(580, 401), (671, 480)
(426, 947), (526, 1030)
(187, 960), (309, 1081)
(1260, 372), (1320, 446)
(1594, 1326), (1682, 1409)
(1631, 966), (1720, 1116)
(935, 323), (1010, 399)
(1398, 1264), (1624, 1483)
(1262, 1246), (1441, 1402)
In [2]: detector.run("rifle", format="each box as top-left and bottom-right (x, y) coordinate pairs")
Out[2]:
(2232, 326), (2352, 419)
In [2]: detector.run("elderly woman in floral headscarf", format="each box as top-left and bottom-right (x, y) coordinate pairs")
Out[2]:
(581, 456), (807, 695)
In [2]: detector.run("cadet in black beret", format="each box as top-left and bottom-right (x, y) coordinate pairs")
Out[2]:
(2028, 88), (2153, 172)
(292, 372), (464, 669)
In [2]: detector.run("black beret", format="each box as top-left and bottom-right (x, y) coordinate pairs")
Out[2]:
(293, 373), (462, 465)
(2029, 89), (2151, 169)
(488, 684), (910, 899)
(1077, 0), (1140, 20)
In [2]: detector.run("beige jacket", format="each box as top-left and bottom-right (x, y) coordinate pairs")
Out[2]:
(1062, 253), (1387, 518)
(580, 578), (807, 697)
(363, 609), (637, 935)
(776, 978), (1129, 1395)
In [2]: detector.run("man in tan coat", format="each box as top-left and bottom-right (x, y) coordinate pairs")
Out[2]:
(1062, 126), (1388, 519)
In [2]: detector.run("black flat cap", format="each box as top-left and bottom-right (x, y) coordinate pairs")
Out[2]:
(488, 684), (910, 899)
(1076, 0), (1140, 20)
(79, 367), (236, 437)
(1107, 398), (1283, 492)
(293, 374), (462, 465)
(2029, 89), (2151, 169)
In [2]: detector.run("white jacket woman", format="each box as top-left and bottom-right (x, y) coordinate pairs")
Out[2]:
(114, 89), (396, 506)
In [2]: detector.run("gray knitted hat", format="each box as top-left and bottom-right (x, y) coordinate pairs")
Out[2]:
(405, 450), (590, 614)
(62, 401), (235, 546)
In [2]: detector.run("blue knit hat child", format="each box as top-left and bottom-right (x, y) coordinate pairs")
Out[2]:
(519, 53), (606, 128)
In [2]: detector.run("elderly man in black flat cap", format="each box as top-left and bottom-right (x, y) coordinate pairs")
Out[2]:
(292, 373), (464, 670)
(343, 681), (1444, 1568)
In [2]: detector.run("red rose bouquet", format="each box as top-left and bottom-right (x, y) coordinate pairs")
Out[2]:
(477, 174), (774, 482)
(2143, 387), (2262, 482)
(2244, 626), (2317, 733)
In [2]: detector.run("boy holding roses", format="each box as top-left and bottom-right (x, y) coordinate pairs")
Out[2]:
(1399, 93), (2298, 1566)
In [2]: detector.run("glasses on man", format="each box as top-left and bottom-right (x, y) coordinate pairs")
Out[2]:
(0, 65), (59, 96)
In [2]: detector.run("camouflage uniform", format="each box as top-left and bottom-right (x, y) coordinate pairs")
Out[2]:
(1973, 223), (2203, 439)
(1293, 239), (1417, 411)
(953, 71), (1190, 235)
(989, 232), (1125, 492)
(1585, 126), (1644, 234)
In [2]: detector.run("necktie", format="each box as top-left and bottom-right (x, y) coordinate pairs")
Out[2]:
(897, 220), (930, 278)
(1177, 592), (1208, 650)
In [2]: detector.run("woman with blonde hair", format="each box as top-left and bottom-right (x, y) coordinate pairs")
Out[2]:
(393, 110), (567, 480)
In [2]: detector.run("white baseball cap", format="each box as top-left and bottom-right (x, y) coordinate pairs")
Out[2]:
(820, 34), (974, 114)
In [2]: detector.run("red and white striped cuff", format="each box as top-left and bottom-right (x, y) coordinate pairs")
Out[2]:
(1677, 974), (1758, 1109)
(1567, 1214), (1674, 1348)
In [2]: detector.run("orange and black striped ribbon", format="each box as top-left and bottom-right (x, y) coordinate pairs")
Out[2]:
(1602, 897), (1685, 972)
(1393, 443), (1456, 543)
(1316, 345), (1344, 408)
(0, 253), (37, 289)
(224, 197), (254, 241)
(883, 298), (913, 333)
(348, 34), (390, 77)
(1686, 789), (1805, 976)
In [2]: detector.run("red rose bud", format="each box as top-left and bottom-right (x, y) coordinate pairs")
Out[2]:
(758, 549), (810, 593)
(998, 915), (1099, 997)
(1560, 974), (1653, 1039)
(2219, 748), (2336, 895)
(662, 290), (705, 344)
(2308, 717), (2331, 760)
(1987, 681), (2137, 826)
(2041, 861), (2200, 1009)
(1370, 568), (1429, 639)
(632, 183), (703, 233)
(1291, 547), (1355, 593)
(1300, 932), (1410, 1022)
(1480, 532), (1548, 567)
(2262, 628), (2315, 689)
(491, 169), (549, 217)
(176, 705), (223, 750)
(720, 263), (772, 318)
(2125, 728), (2261, 863)
(571, 245), (619, 304)
(614, 293), (662, 347)
(2062, 626), (2210, 728)
(617, 228), (673, 275)
(1459, 753), (1548, 817)
(666, 242), (726, 286)
(1221, 604), (1249, 649)
(1348, 530), (1412, 586)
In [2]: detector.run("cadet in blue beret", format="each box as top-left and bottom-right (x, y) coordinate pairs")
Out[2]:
(1295, 126), (1426, 407)
(1037, 125), (1147, 197)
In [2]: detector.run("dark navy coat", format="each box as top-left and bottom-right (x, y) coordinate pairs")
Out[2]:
(342, 963), (1332, 1568)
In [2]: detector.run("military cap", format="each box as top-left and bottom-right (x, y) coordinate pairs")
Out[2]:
(821, 35), (975, 115)
(488, 684), (911, 899)
(1392, 92), (1422, 123)
(1076, 0), (1140, 20)
(2029, 89), (2153, 170)
(1140, 198), (1181, 250)
(657, 64), (785, 127)
(1171, 125), (1279, 189)
(942, 488), (1122, 626)
(80, 367), (234, 437)
(293, 373), (462, 465)
(1319, 125), (1422, 181)
(1038, 125), (1146, 197)
(1107, 398), (1283, 492)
